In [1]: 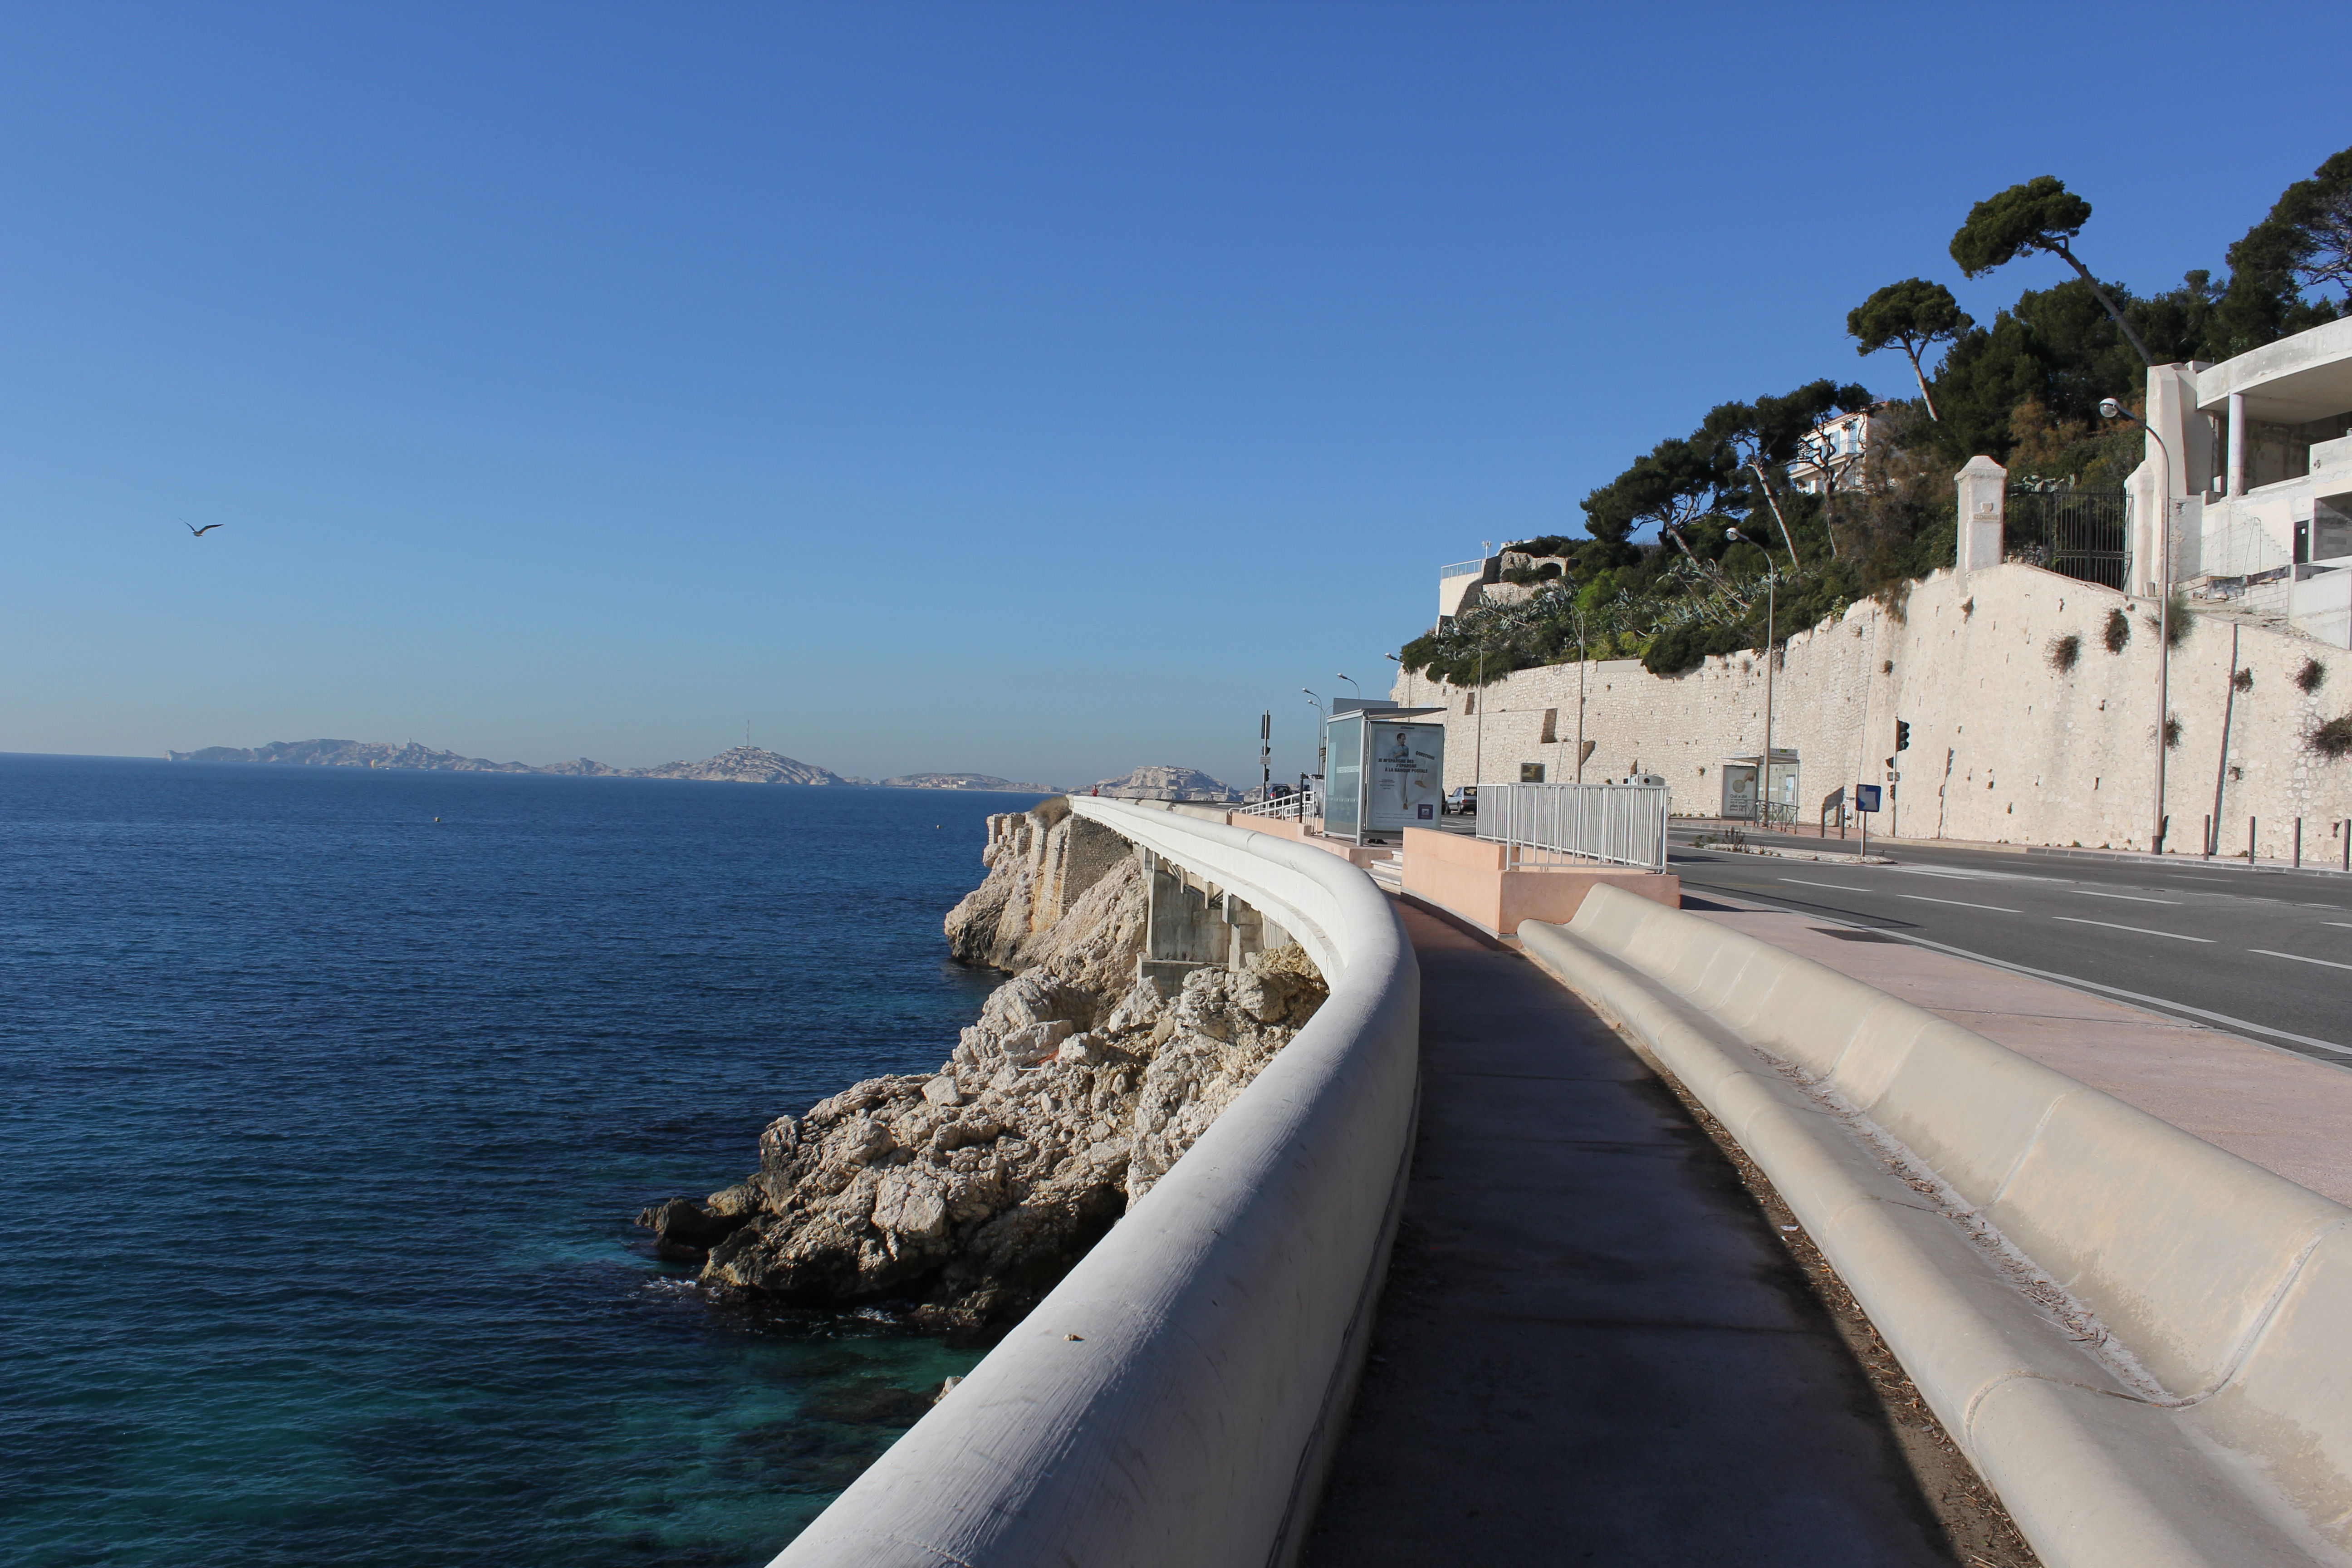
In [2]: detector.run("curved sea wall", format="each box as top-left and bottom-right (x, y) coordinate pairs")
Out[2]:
(768, 796), (1421, 1568)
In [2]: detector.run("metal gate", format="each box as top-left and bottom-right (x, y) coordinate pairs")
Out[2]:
(2008, 489), (2130, 591)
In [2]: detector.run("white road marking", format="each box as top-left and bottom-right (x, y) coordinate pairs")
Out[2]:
(2250, 949), (2352, 972)
(1681, 886), (2352, 1060)
(2073, 889), (2181, 905)
(1897, 893), (2019, 913)
(2053, 916), (2213, 943)
(2328, 922), (2352, 931)
(1779, 877), (1867, 892)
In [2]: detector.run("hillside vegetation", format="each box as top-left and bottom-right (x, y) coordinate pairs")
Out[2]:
(1402, 149), (2352, 684)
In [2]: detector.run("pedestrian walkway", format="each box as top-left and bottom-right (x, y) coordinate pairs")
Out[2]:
(1690, 899), (2352, 1205)
(1303, 902), (1959, 1567)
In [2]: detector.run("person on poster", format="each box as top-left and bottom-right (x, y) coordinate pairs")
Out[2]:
(1375, 727), (1438, 823)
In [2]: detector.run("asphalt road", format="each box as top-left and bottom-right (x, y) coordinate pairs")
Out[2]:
(1665, 827), (2352, 1065)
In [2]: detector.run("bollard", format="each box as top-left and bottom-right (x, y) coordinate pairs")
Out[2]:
(2203, 813), (2213, 859)
(2249, 815), (2258, 865)
(2294, 818), (2302, 869)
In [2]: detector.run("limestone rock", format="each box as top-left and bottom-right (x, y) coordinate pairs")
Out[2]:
(651, 818), (1329, 1328)
(635, 1195), (754, 1258)
(944, 799), (1139, 983)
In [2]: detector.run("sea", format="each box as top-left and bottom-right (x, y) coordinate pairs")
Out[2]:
(0, 753), (1038, 1568)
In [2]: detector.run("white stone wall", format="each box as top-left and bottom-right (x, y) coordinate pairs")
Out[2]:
(1391, 562), (2352, 860)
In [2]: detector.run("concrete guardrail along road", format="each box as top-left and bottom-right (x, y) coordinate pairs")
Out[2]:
(1522, 883), (2352, 1568)
(771, 797), (1420, 1568)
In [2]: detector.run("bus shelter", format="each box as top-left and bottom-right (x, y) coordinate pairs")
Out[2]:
(1323, 707), (1446, 844)
(1720, 749), (1800, 827)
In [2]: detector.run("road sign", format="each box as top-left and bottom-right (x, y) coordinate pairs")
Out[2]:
(1854, 784), (1883, 813)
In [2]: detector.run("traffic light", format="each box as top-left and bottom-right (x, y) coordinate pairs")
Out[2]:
(1895, 719), (1911, 752)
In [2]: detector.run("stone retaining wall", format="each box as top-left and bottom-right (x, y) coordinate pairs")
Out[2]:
(1396, 562), (2352, 858)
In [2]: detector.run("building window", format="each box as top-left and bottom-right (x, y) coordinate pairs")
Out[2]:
(1521, 763), (1546, 783)
(1539, 707), (1558, 743)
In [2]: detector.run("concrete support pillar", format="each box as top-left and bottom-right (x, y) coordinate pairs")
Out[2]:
(1955, 456), (2007, 575)
(2228, 391), (2246, 498)
(1220, 893), (1264, 967)
(1140, 850), (1225, 995)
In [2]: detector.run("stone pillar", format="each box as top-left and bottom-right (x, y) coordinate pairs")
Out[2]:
(1955, 456), (2007, 575)
(2228, 391), (2246, 498)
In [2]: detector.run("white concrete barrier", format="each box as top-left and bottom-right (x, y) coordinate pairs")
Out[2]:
(1522, 884), (2352, 1568)
(770, 797), (1419, 1568)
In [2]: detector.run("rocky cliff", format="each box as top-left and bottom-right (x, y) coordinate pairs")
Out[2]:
(637, 798), (1325, 1328)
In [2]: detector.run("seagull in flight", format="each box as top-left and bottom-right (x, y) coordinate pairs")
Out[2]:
(184, 520), (223, 537)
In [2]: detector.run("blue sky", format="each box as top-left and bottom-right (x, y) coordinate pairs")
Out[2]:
(2, 2), (2342, 786)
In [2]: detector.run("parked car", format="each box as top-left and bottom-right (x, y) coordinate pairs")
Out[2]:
(1443, 785), (1478, 816)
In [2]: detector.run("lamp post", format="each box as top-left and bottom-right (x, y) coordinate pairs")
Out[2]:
(1729, 526), (1778, 828)
(1573, 603), (1588, 784)
(2100, 397), (2176, 854)
(1475, 643), (1486, 791)
(1337, 673), (1362, 701)
(1302, 689), (1326, 781)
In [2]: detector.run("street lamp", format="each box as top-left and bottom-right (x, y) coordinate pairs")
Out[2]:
(2099, 397), (2176, 855)
(1572, 602), (1588, 784)
(1302, 689), (1327, 780)
(1729, 526), (1779, 828)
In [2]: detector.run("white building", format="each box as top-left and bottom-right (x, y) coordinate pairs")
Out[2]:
(1786, 406), (1891, 495)
(1433, 546), (1571, 631)
(2138, 316), (2352, 647)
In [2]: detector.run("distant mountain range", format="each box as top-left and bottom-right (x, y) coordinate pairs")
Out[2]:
(166, 741), (1244, 801)
(167, 739), (1065, 791)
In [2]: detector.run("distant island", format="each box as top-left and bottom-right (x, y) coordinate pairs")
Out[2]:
(166, 741), (1243, 800)
(1084, 764), (1242, 803)
(880, 772), (1060, 792)
(167, 739), (1065, 791)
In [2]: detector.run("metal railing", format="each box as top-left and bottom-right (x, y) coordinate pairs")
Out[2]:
(1439, 558), (1487, 578)
(1234, 789), (1319, 821)
(1475, 781), (1670, 872)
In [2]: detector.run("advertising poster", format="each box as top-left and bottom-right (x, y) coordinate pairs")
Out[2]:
(1720, 763), (1758, 820)
(1366, 722), (1443, 830)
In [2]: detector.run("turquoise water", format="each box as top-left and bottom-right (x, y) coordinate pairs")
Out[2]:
(0, 756), (1026, 1567)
